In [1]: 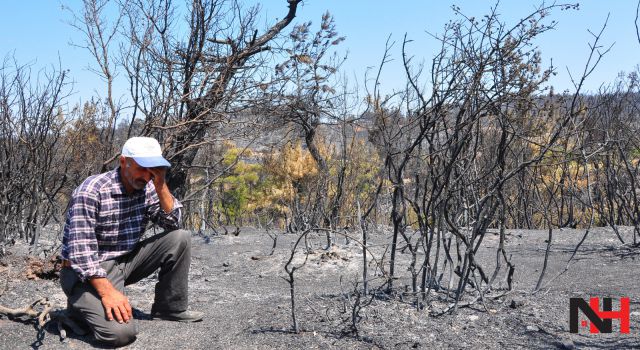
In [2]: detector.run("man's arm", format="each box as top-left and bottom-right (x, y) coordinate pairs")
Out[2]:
(149, 167), (174, 213)
(62, 190), (107, 280)
(147, 167), (183, 229)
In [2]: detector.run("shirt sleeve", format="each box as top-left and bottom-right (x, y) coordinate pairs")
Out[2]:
(61, 189), (107, 281)
(146, 182), (183, 230)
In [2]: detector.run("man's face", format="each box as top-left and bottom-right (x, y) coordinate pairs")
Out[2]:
(120, 157), (153, 192)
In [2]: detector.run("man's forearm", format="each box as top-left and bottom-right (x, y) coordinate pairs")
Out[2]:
(155, 182), (175, 213)
(149, 167), (175, 214)
(89, 276), (118, 297)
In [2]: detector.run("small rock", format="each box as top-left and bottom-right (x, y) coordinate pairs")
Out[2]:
(510, 297), (525, 309)
(526, 325), (539, 332)
(222, 262), (230, 267)
(468, 315), (479, 321)
(531, 308), (541, 318)
(557, 338), (575, 350)
(429, 307), (442, 315)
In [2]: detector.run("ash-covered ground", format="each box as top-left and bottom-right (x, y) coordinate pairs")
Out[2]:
(1, 226), (639, 349)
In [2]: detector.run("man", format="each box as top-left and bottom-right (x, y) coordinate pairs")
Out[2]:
(60, 137), (203, 347)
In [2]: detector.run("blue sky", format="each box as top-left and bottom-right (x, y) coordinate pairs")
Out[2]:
(1, 1), (638, 105)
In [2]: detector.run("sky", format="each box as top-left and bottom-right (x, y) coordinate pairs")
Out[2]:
(1, 1), (639, 106)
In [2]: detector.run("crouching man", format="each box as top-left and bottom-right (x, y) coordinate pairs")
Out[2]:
(60, 137), (203, 347)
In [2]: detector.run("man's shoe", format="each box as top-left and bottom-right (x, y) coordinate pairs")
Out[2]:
(151, 310), (204, 322)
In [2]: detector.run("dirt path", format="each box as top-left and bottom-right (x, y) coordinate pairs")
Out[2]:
(1, 227), (639, 349)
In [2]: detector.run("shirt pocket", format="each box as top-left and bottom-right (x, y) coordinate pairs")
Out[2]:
(96, 213), (120, 244)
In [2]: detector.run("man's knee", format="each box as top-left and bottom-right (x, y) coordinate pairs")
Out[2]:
(93, 321), (138, 347)
(166, 229), (191, 251)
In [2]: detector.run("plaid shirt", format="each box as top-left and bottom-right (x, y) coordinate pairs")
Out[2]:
(61, 168), (182, 281)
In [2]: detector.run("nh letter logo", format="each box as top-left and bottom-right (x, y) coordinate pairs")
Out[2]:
(569, 297), (630, 334)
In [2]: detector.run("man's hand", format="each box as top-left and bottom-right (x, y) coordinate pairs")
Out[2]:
(148, 166), (174, 213)
(148, 166), (168, 189)
(101, 288), (133, 323)
(89, 277), (133, 323)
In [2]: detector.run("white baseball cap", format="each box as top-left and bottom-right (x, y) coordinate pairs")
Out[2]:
(121, 137), (171, 168)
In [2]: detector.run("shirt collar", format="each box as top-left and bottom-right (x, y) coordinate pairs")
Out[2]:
(110, 168), (128, 195)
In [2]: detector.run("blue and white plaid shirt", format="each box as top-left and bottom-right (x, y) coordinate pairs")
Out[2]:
(61, 168), (182, 281)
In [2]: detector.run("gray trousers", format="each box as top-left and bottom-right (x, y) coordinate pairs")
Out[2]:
(59, 229), (192, 346)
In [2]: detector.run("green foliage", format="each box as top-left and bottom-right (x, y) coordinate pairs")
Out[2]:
(214, 145), (262, 224)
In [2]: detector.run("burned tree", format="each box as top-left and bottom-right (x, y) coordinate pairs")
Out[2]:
(0, 58), (72, 248)
(368, 3), (599, 308)
(264, 12), (351, 240)
(114, 0), (303, 198)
